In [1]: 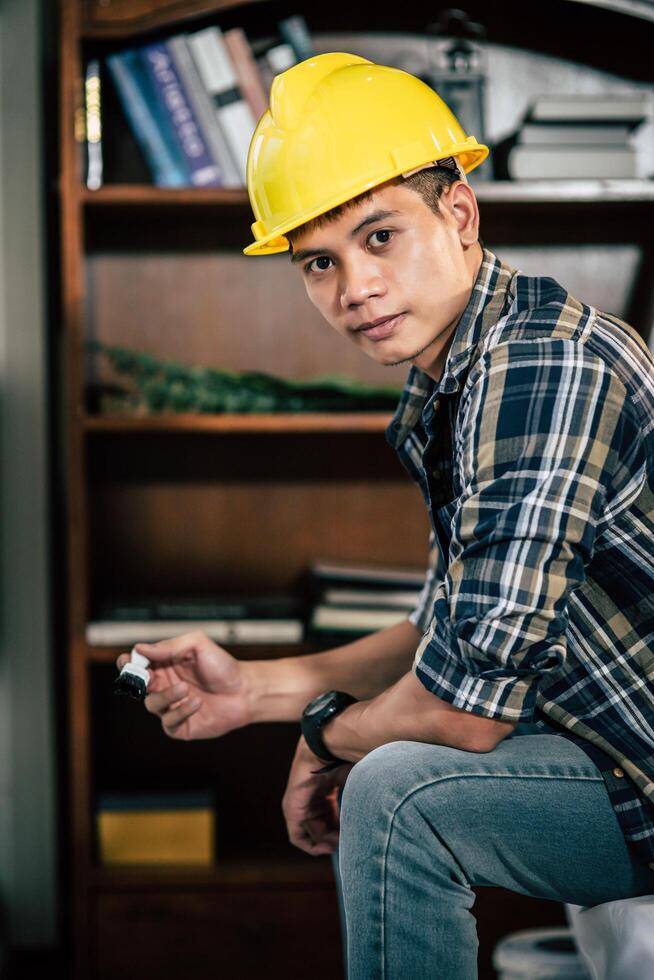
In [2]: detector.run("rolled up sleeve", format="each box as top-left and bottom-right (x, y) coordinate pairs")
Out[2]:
(414, 338), (645, 723)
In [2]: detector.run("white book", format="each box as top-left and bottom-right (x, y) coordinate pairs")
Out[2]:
(527, 93), (650, 125)
(519, 123), (634, 146)
(86, 618), (303, 645)
(508, 144), (637, 180)
(322, 587), (422, 608)
(311, 559), (426, 587)
(310, 607), (408, 632)
(167, 34), (241, 187)
(266, 43), (297, 75)
(187, 26), (257, 185)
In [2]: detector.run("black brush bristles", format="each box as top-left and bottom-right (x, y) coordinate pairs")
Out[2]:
(114, 670), (147, 700)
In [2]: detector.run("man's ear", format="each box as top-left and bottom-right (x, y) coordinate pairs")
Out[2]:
(445, 181), (480, 248)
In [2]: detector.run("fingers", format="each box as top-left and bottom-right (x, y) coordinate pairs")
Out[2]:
(144, 682), (189, 716)
(134, 632), (206, 664)
(115, 630), (208, 676)
(291, 818), (339, 855)
(160, 696), (202, 738)
(144, 682), (201, 738)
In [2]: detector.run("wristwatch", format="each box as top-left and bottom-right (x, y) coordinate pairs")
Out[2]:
(301, 690), (358, 771)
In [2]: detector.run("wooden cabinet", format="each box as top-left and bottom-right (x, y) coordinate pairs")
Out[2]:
(56, 2), (654, 977)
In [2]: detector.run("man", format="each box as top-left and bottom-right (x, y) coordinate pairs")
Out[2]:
(116, 53), (654, 977)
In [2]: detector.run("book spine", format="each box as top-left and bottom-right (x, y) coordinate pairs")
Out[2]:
(105, 50), (187, 187)
(255, 54), (274, 96)
(166, 35), (241, 188)
(84, 58), (103, 190)
(140, 41), (223, 187)
(277, 15), (315, 61)
(86, 619), (303, 645)
(223, 27), (269, 122)
(187, 26), (257, 185)
(265, 43), (297, 77)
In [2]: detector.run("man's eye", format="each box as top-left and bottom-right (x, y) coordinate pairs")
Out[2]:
(369, 229), (393, 246)
(306, 256), (333, 274)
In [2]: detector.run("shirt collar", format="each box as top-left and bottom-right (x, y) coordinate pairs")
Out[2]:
(385, 247), (518, 449)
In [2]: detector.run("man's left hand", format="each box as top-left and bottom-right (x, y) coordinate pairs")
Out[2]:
(282, 735), (353, 856)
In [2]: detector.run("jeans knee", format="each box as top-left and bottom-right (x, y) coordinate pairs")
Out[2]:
(340, 742), (414, 827)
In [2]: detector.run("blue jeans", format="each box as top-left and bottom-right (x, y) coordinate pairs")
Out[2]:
(330, 728), (654, 979)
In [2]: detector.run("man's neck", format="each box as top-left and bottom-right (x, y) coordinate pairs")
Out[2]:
(418, 241), (484, 383)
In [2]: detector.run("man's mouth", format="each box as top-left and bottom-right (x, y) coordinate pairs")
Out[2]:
(357, 312), (406, 340)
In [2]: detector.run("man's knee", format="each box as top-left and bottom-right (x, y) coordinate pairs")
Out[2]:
(339, 739), (472, 832)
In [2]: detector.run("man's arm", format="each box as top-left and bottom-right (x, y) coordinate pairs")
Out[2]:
(322, 669), (515, 761)
(319, 339), (644, 762)
(242, 617), (423, 722)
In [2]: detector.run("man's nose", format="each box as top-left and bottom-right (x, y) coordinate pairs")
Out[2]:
(339, 259), (386, 310)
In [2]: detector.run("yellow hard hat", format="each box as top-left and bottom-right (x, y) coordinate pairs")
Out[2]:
(243, 51), (489, 257)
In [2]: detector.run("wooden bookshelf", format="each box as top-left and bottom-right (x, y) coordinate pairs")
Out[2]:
(57, 2), (654, 979)
(83, 411), (395, 433)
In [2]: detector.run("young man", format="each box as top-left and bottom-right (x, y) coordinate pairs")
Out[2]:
(117, 54), (654, 977)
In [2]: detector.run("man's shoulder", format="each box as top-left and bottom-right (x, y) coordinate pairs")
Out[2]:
(482, 266), (651, 384)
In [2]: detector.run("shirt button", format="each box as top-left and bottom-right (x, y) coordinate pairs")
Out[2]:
(613, 767), (625, 778)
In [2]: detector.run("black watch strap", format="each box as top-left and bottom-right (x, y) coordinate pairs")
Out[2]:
(301, 690), (358, 766)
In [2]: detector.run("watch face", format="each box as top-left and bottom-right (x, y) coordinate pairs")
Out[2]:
(304, 691), (335, 717)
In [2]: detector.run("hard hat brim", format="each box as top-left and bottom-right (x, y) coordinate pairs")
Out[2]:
(242, 142), (490, 257)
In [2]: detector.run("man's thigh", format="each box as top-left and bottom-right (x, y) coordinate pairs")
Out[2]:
(337, 732), (654, 908)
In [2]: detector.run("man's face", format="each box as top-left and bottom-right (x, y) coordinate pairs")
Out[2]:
(289, 180), (482, 381)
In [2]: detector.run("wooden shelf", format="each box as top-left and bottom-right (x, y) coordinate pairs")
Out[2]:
(83, 412), (394, 434)
(81, 185), (249, 207)
(90, 856), (336, 890)
(87, 641), (318, 663)
(81, 179), (654, 210)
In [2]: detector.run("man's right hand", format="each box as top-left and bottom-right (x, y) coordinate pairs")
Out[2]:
(115, 632), (252, 740)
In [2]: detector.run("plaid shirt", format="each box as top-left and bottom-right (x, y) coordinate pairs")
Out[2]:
(386, 246), (654, 870)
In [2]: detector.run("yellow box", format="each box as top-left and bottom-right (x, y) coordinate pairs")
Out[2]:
(97, 807), (215, 865)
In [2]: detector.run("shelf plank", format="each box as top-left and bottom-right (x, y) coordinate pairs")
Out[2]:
(82, 185), (249, 207)
(83, 412), (394, 434)
(88, 641), (318, 663)
(82, 0), (251, 38)
(81, 179), (654, 209)
(90, 856), (336, 889)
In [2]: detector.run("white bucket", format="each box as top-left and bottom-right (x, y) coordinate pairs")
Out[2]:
(493, 927), (591, 980)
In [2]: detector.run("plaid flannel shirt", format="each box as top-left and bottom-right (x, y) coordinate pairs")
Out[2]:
(386, 246), (654, 870)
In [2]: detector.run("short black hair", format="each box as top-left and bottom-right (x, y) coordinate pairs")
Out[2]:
(286, 165), (481, 250)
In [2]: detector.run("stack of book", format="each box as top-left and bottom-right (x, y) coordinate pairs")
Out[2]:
(493, 93), (650, 180)
(304, 559), (426, 644)
(86, 593), (307, 646)
(85, 14), (314, 189)
(96, 790), (216, 865)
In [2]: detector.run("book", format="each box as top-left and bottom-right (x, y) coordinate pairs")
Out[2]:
(223, 27), (269, 122)
(167, 33), (241, 188)
(186, 25), (258, 184)
(519, 122), (636, 146)
(140, 40), (224, 187)
(265, 42), (297, 77)
(507, 143), (637, 179)
(277, 14), (315, 61)
(97, 790), (215, 865)
(321, 587), (423, 608)
(309, 605), (410, 633)
(96, 593), (305, 620)
(106, 49), (188, 187)
(87, 619), (303, 645)
(84, 58), (103, 190)
(525, 93), (650, 125)
(87, 593), (306, 645)
(307, 559), (427, 589)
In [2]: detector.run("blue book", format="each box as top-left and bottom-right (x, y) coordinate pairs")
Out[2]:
(106, 49), (187, 187)
(140, 41), (223, 187)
